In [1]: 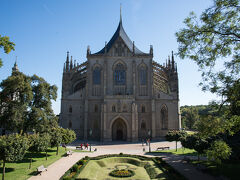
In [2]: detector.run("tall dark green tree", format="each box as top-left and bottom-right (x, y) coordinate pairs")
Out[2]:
(0, 35), (15, 68)
(176, 0), (240, 134)
(27, 75), (58, 133)
(0, 72), (58, 133)
(0, 71), (32, 132)
(176, 0), (240, 162)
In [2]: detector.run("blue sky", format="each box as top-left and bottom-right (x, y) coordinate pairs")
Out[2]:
(0, 0), (217, 114)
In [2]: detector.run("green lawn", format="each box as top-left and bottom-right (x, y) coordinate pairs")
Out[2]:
(152, 148), (198, 156)
(78, 157), (164, 180)
(0, 147), (67, 180)
(191, 160), (240, 180)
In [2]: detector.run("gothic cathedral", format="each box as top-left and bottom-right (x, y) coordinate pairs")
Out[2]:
(59, 15), (181, 142)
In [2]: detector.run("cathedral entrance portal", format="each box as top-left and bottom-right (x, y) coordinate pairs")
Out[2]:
(112, 118), (127, 141)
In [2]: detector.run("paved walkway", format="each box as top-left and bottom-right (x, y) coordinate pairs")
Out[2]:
(28, 141), (220, 180)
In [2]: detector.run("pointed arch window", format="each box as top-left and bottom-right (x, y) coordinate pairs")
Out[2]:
(161, 106), (168, 129)
(114, 63), (126, 85)
(112, 105), (116, 112)
(141, 105), (146, 113)
(69, 105), (72, 113)
(139, 66), (147, 85)
(93, 67), (101, 85)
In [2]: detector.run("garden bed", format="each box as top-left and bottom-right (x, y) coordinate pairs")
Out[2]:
(60, 154), (186, 180)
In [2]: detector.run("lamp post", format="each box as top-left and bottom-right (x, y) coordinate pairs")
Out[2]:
(148, 129), (151, 152)
(89, 129), (92, 152)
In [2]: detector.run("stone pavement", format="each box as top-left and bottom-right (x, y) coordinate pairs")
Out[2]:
(28, 141), (219, 180)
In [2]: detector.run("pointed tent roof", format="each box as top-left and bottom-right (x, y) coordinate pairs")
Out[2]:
(93, 19), (146, 55)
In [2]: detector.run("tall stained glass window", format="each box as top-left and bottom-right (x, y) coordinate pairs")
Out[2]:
(93, 67), (101, 84)
(114, 63), (126, 85)
(139, 66), (147, 85)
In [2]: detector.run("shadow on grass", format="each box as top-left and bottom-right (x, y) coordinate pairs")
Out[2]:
(26, 152), (52, 158)
(46, 149), (57, 152)
(0, 167), (15, 173)
(28, 171), (38, 176)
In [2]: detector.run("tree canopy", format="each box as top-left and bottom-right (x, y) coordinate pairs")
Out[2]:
(176, 0), (240, 98)
(0, 133), (29, 180)
(0, 35), (15, 68)
(0, 71), (58, 133)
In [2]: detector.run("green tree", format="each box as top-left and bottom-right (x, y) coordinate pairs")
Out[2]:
(181, 106), (199, 130)
(193, 115), (225, 138)
(165, 130), (187, 151)
(27, 75), (58, 133)
(0, 71), (33, 132)
(176, 0), (240, 97)
(207, 140), (232, 164)
(61, 128), (76, 148)
(0, 72), (58, 133)
(0, 35), (15, 68)
(0, 133), (29, 180)
(181, 134), (211, 160)
(28, 133), (50, 168)
(49, 127), (62, 155)
(176, 0), (240, 161)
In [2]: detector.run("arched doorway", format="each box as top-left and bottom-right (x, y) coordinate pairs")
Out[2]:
(112, 118), (127, 141)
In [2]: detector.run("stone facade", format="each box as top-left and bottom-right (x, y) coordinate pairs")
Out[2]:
(59, 18), (181, 142)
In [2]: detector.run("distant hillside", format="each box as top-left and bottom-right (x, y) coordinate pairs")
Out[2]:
(180, 104), (227, 130)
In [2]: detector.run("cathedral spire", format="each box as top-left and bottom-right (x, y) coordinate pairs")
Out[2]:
(171, 51), (175, 70)
(66, 51), (69, 71)
(168, 56), (171, 68)
(12, 56), (19, 73)
(70, 56), (73, 70)
(120, 4), (122, 24)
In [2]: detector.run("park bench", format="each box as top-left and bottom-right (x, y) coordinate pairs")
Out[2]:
(66, 150), (73, 156)
(37, 165), (47, 175)
(156, 147), (170, 151)
(76, 146), (82, 150)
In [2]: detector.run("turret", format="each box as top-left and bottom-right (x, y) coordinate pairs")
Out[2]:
(171, 51), (175, 71)
(70, 56), (73, 70)
(74, 60), (76, 68)
(150, 45), (153, 55)
(65, 51), (70, 71)
(87, 45), (91, 56)
(12, 58), (19, 73)
(168, 56), (170, 68)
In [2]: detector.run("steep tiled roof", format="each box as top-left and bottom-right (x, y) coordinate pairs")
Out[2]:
(94, 20), (146, 55)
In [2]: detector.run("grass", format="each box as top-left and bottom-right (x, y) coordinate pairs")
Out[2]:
(0, 147), (67, 180)
(151, 148), (198, 156)
(191, 160), (240, 180)
(77, 157), (163, 179)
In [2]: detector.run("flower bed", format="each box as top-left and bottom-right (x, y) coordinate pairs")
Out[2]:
(109, 169), (135, 178)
